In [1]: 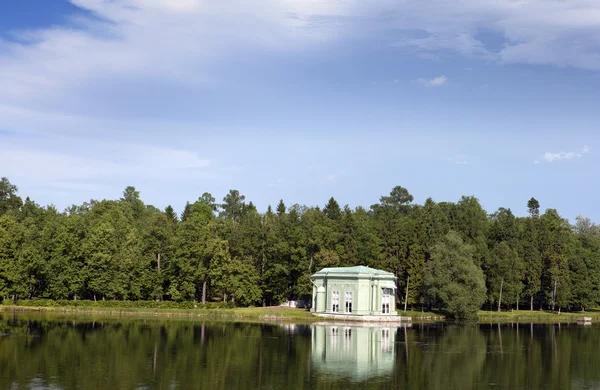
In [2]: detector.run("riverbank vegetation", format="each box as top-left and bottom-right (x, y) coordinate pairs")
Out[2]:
(0, 303), (317, 321)
(4, 303), (599, 324)
(1, 177), (600, 320)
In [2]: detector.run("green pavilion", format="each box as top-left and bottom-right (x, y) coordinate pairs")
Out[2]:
(310, 266), (409, 322)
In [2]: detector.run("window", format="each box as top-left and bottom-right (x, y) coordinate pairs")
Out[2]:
(331, 327), (339, 350)
(332, 291), (339, 312)
(345, 291), (353, 313)
(381, 328), (391, 353)
(344, 327), (352, 338)
(382, 288), (392, 314)
(344, 327), (352, 349)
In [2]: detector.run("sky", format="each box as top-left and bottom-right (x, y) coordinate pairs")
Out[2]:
(1, 0), (600, 222)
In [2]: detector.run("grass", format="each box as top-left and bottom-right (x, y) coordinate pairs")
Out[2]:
(4, 304), (596, 324)
(477, 308), (600, 323)
(1, 304), (441, 322)
(397, 309), (445, 321)
(0, 304), (318, 322)
(398, 308), (600, 323)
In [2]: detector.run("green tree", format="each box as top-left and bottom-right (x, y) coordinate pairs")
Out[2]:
(181, 202), (193, 222)
(376, 186), (414, 214)
(424, 231), (487, 321)
(323, 197), (342, 220)
(489, 242), (524, 310)
(0, 177), (22, 217)
(164, 205), (178, 223)
(539, 209), (573, 311)
(199, 192), (218, 213)
(527, 197), (540, 219)
(220, 190), (246, 225)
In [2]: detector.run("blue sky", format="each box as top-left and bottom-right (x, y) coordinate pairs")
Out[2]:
(1, 0), (600, 221)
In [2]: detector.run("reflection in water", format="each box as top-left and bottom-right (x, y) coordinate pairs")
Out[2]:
(2, 313), (600, 389)
(311, 323), (406, 381)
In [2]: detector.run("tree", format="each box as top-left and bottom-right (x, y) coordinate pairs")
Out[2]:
(574, 216), (599, 236)
(168, 213), (220, 303)
(0, 214), (26, 301)
(378, 186), (414, 214)
(323, 197), (341, 220)
(2, 176), (600, 314)
(489, 242), (524, 310)
(83, 220), (126, 300)
(121, 186), (144, 218)
(424, 231), (487, 321)
(522, 216), (542, 310)
(143, 212), (175, 300)
(220, 190), (246, 224)
(199, 192), (218, 213)
(539, 209), (572, 311)
(0, 177), (22, 216)
(181, 202), (193, 222)
(276, 200), (286, 216)
(164, 205), (178, 223)
(527, 197), (540, 219)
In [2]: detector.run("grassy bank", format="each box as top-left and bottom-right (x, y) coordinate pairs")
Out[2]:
(477, 309), (600, 323)
(0, 302), (440, 322)
(3, 302), (595, 323)
(0, 304), (318, 321)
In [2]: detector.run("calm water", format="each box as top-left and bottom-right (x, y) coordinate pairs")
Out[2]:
(0, 313), (599, 389)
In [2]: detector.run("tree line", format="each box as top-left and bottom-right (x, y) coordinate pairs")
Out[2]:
(1, 177), (599, 319)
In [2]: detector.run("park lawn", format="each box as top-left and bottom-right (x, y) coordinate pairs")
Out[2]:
(477, 308), (600, 323)
(397, 308), (600, 323)
(6, 304), (597, 323)
(0, 304), (317, 321)
(397, 309), (445, 321)
(1, 304), (438, 322)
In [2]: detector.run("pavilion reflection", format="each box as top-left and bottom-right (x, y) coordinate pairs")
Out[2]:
(311, 323), (409, 380)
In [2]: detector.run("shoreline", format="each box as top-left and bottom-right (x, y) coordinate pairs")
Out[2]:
(0, 305), (437, 323)
(2, 305), (598, 324)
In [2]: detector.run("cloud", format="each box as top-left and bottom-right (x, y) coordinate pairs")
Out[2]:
(0, 0), (355, 117)
(417, 75), (448, 87)
(386, 0), (600, 70)
(0, 0), (599, 129)
(0, 140), (213, 194)
(537, 145), (590, 163)
(325, 170), (345, 182)
(449, 155), (469, 165)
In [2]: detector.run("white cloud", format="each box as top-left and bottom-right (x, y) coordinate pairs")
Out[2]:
(0, 0), (599, 128)
(449, 155), (469, 165)
(417, 75), (448, 87)
(538, 145), (590, 163)
(325, 170), (345, 182)
(387, 0), (600, 70)
(0, 140), (213, 193)
(0, 0), (355, 113)
(0, 0), (600, 147)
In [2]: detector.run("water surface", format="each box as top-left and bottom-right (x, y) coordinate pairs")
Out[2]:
(0, 313), (598, 389)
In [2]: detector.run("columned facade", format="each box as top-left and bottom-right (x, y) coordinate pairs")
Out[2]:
(310, 266), (399, 319)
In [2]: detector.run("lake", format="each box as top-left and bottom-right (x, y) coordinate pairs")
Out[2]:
(0, 313), (598, 389)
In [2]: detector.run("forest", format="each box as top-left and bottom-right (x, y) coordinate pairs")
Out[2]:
(1, 177), (599, 319)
